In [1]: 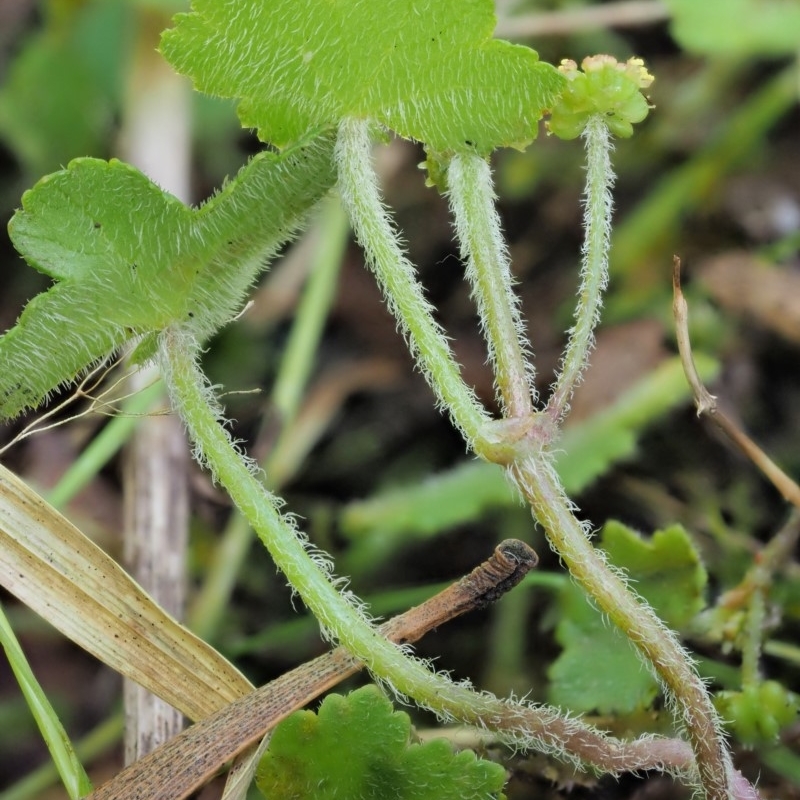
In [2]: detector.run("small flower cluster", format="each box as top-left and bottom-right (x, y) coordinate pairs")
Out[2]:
(547, 55), (654, 139)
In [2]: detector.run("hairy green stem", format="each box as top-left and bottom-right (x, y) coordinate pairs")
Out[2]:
(443, 113), (735, 798)
(167, 112), (733, 797)
(546, 115), (613, 422)
(446, 153), (535, 416)
(187, 197), (349, 640)
(508, 454), (735, 799)
(158, 326), (692, 777)
(334, 118), (490, 443)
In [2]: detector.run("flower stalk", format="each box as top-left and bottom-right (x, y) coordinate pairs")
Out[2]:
(546, 114), (613, 422)
(446, 152), (536, 417)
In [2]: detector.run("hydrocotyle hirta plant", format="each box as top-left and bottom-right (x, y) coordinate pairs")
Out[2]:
(0, 1), (757, 798)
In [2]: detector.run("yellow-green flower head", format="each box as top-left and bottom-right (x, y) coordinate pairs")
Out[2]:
(547, 56), (654, 140)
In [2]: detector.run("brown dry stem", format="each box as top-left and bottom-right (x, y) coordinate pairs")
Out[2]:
(673, 256), (800, 509)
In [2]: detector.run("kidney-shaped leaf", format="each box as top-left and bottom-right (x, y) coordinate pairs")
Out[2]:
(160, 0), (564, 155)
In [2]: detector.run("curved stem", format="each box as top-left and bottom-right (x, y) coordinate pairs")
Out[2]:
(158, 326), (687, 777)
(87, 540), (695, 800)
(335, 112), (735, 796)
(335, 118), (490, 443)
(446, 153), (535, 416)
(546, 115), (613, 423)
(187, 197), (349, 641)
(508, 454), (735, 800)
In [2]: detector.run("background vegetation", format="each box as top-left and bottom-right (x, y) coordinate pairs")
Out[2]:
(0, 1), (798, 798)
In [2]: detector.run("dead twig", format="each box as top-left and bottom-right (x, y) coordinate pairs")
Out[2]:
(672, 255), (800, 509)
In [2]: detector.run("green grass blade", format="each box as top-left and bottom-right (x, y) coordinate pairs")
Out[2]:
(0, 601), (93, 800)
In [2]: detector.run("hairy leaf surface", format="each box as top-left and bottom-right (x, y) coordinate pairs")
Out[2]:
(160, 0), (564, 155)
(1, 136), (335, 418)
(256, 685), (506, 800)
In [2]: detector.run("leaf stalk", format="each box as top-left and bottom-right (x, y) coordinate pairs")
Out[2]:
(334, 118), (490, 444)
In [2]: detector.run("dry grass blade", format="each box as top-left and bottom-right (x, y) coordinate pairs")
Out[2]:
(0, 462), (253, 721)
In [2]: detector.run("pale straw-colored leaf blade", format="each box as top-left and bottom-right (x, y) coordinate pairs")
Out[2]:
(0, 462), (253, 721)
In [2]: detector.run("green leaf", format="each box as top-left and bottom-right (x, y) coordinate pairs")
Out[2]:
(601, 522), (708, 628)
(256, 685), (506, 800)
(548, 521), (707, 715)
(160, 0), (564, 155)
(1, 136), (335, 419)
(665, 0), (800, 56)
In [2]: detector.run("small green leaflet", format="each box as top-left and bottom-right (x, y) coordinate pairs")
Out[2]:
(160, 0), (564, 155)
(548, 522), (707, 715)
(0, 136), (336, 419)
(256, 685), (506, 800)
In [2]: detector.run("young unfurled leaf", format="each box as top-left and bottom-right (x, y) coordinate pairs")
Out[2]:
(256, 685), (506, 800)
(0, 136), (335, 419)
(548, 522), (707, 714)
(160, 0), (564, 155)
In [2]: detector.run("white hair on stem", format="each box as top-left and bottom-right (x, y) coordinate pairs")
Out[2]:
(547, 115), (615, 424)
(334, 117), (491, 447)
(446, 152), (537, 416)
